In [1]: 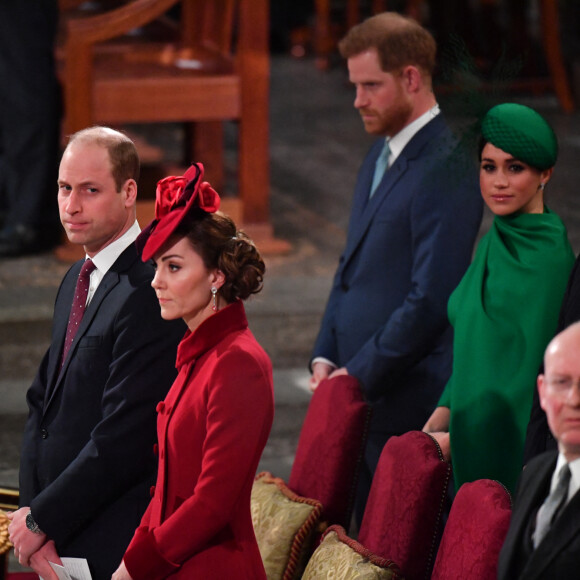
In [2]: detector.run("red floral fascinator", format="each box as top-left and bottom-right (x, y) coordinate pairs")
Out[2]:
(137, 163), (220, 261)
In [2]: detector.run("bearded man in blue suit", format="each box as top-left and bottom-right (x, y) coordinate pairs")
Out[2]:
(309, 12), (483, 519)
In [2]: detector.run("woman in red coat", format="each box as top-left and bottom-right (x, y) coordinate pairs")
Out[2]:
(112, 164), (274, 580)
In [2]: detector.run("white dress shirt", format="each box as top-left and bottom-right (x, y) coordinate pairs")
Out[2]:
(551, 453), (580, 504)
(85, 221), (141, 306)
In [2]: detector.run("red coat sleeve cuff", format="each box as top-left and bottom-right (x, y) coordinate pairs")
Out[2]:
(124, 528), (180, 580)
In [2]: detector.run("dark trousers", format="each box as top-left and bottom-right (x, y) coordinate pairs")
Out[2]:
(0, 0), (61, 232)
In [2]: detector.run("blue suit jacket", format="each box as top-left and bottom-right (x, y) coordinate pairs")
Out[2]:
(498, 451), (580, 579)
(312, 114), (482, 435)
(19, 243), (185, 580)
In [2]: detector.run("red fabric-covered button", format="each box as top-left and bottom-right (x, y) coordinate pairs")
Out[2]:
(153, 443), (159, 456)
(156, 401), (165, 413)
(150, 486), (156, 498)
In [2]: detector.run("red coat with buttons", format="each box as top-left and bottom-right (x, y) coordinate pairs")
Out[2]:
(123, 300), (274, 579)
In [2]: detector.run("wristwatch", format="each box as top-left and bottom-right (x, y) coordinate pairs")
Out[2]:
(25, 511), (43, 535)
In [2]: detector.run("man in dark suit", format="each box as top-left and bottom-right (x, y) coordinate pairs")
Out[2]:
(7, 127), (185, 579)
(524, 254), (580, 462)
(309, 12), (482, 519)
(498, 321), (580, 579)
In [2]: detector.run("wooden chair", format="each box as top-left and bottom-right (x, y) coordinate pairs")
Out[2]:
(311, 0), (574, 112)
(311, 0), (421, 70)
(537, 0), (574, 113)
(56, 0), (286, 257)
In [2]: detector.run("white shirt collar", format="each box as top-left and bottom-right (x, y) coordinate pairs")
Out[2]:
(386, 104), (440, 168)
(84, 221), (141, 303)
(552, 453), (580, 503)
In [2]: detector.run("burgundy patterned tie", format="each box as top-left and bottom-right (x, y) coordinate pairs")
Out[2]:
(61, 259), (96, 366)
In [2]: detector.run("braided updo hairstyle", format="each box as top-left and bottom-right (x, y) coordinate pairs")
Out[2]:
(174, 209), (265, 303)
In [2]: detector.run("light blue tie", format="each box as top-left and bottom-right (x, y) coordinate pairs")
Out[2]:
(370, 139), (391, 197)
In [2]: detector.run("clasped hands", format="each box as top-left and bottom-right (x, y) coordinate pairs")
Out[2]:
(7, 507), (62, 580)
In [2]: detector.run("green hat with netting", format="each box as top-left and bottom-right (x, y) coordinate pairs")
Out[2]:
(481, 103), (558, 170)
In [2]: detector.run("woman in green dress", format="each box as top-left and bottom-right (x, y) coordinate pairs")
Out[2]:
(423, 103), (575, 494)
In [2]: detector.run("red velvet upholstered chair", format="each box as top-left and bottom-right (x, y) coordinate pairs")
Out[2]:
(431, 479), (512, 580)
(357, 431), (452, 580)
(251, 375), (371, 579)
(288, 375), (371, 529)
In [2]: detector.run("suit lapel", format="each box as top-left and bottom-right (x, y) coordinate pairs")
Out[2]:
(342, 115), (446, 270)
(523, 473), (580, 578)
(356, 155), (408, 232)
(500, 455), (555, 579)
(44, 244), (137, 413)
(349, 139), (382, 227)
(45, 261), (83, 394)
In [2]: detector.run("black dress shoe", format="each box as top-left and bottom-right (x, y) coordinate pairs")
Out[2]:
(0, 224), (50, 257)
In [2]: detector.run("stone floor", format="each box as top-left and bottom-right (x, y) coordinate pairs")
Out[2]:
(3, 52), (580, 572)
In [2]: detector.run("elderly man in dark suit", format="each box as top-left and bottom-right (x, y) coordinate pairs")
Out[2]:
(524, 254), (580, 462)
(7, 127), (185, 580)
(309, 12), (483, 520)
(498, 321), (580, 579)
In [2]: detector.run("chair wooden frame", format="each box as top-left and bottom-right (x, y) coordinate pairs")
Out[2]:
(312, 0), (574, 112)
(540, 0), (574, 112)
(59, 0), (271, 227)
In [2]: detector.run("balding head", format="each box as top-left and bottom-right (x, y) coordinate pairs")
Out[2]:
(538, 322), (580, 461)
(545, 322), (580, 361)
(66, 126), (140, 192)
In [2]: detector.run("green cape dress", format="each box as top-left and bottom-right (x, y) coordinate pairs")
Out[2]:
(438, 207), (574, 493)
